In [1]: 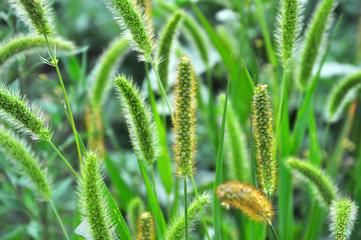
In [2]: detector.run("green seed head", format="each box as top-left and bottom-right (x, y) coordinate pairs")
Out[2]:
(327, 72), (361, 122)
(252, 84), (276, 196)
(287, 157), (337, 207)
(0, 126), (51, 200)
(298, 0), (337, 89)
(165, 193), (210, 240)
(104, 0), (154, 61)
(79, 152), (114, 240)
(0, 85), (50, 140)
(275, 0), (304, 67)
(137, 211), (155, 240)
(114, 76), (158, 166)
(157, 10), (184, 90)
(172, 56), (197, 179)
(127, 197), (145, 236)
(9, 0), (53, 35)
(330, 198), (358, 240)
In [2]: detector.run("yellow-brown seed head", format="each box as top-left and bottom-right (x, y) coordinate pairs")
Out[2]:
(137, 211), (155, 240)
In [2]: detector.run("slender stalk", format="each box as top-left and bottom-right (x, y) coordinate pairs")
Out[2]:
(47, 140), (79, 180)
(150, 166), (158, 201)
(268, 222), (279, 240)
(276, 70), (288, 133)
(49, 199), (70, 240)
(43, 34), (83, 165)
(184, 178), (188, 240)
(190, 175), (211, 240)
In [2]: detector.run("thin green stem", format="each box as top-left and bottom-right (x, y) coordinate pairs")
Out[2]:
(49, 199), (70, 240)
(150, 166), (158, 201)
(190, 175), (211, 240)
(268, 222), (279, 240)
(184, 178), (188, 240)
(47, 140), (79, 180)
(149, 56), (174, 120)
(43, 34), (83, 166)
(276, 70), (288, 133)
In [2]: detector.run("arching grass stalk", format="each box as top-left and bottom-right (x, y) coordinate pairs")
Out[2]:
(49, 199), (70, 240)
(43, 35), (83, 165)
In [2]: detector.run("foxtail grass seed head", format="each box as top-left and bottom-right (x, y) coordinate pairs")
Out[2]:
(298, 0), (337, 89)
(0, 35), (74, 73)
(157, 10), (184, 90)
(217, 182), (274, 223)
(172, 56), (197, 179)
(0, 85), (50, 140)
(92, 37), (129, 108)
(137, 211), (155, 240)
(287, 157), (337, 207)
(128, 197), (145, 236)
(252, 84), (276, 196)
(104, 0), (154, 61)
(79, 152), (113, 240)
(165, 193), (210, 240)
(9, 0), (53, 35)
(85, 105), (105, 157)
(330, 198), (358, 240)
(114, 76), (158, 166)
(219, 94), (250, 183)
(0, 126), (51, 200)
(275, 0), (304, 67)
(327, 72), (361, 122)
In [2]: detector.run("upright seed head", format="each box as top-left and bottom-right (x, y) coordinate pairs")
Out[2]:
(330, 198), (358, 240)
(137, 211), (155, 240)
(165, 193), (210, 240)
(78, 152), (114, 240)
(252, 84), (276, 196)
(275, 0), (304, 68)
(287, 157), (337, 207)
(114, 76), (158, 166)
(9, 0), (53, 35)
(0, 85), (50, 140)
(127, 197), (145, 236)
(0, 126), (51, 200)
(217, 182), (274, 224)
(327, 72), (361, 122)
(172, 56), (197, 179)
(104, 0), (154, 62)
(298, 0), (337, 89)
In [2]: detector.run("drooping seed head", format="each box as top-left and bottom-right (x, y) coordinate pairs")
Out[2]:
(0, 85), (50, 140)
(298, 0), (337, 89)
(104, 0), (154, 62)
(114, 75), (158, 166)
(252, 84), (276, 196)
(0, 126), (51, 200)
(137, 211), (155, 240)
(127, 197), (145, 236)
(330, 198), (358, 240)
(172, 56), (197, 179)
(165, 193), (210, 240)
(275, 0), (304, 67)
(78, 152), (114, 240)
(217, 182), (274, 223)
(327, 72), (361, 122)
(9, 0), (53, 35)
(287, 157), (337, 207)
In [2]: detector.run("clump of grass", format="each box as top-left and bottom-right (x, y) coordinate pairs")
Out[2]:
(0, 85), (50, 140)
(128, 197), (145, 236)
(252, 84), (276, 196)
(78, 152), (114, 240)
(329, 198), (358, 240)
(327, 72), (361, 122)
(287, 157), (337, 207)
(298, 0), (337, 88)
(9, 0), (53, 35)
(137, 211), (155, 240)
(0, 126), (51, 200)
(104, 0), (154, 62)
(114, 75), (158, 166)
(275, 0), (304, 67)
(157, 10), (184, 89)
(164, 194), (210, 240)
(217, 182), (274, 223)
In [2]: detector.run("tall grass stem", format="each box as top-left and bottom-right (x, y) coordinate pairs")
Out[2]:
(184, 179), (188, 240)
(49, 199), (70, 240)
